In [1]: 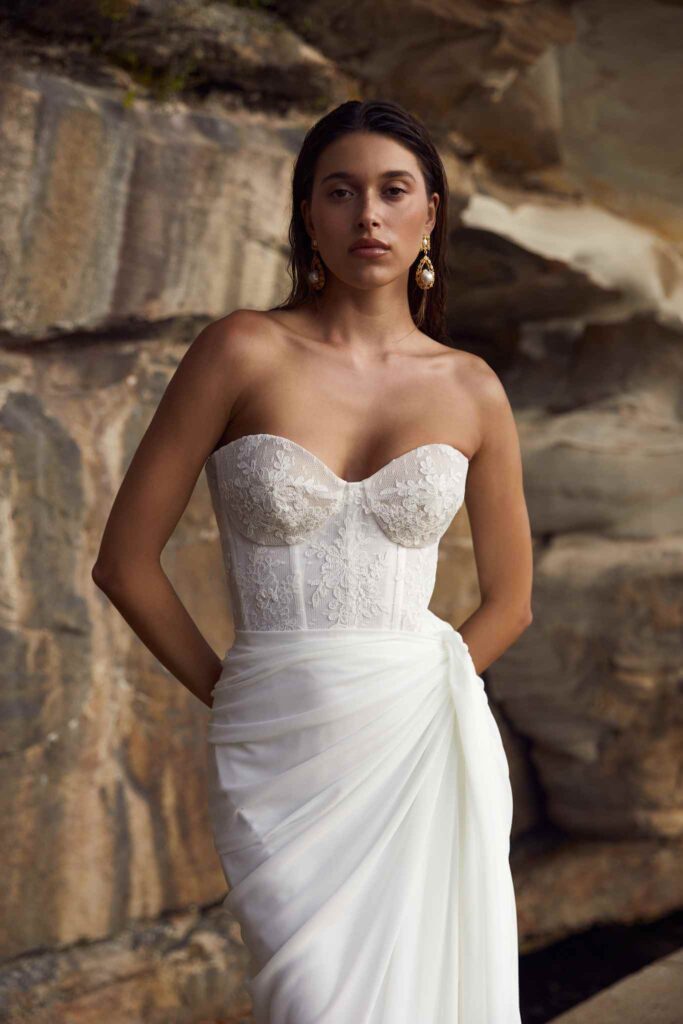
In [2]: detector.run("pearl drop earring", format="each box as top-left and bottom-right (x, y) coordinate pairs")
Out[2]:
(415, 234), (435, 290)
(308, 239), (326, 291)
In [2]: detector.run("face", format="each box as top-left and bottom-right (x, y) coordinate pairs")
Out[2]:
(300, 131), (439, 290)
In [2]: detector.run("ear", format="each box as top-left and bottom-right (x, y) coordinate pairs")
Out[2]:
(300, 198), (314, 240)
(426, 192), (439, 233)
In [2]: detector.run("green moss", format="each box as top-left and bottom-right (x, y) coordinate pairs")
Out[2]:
(96, 0), (133, 22)
(104, 45), (201, 101)
(122, 85), (137, 109)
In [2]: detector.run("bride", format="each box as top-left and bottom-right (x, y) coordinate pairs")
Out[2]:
(93, 98), (533, 1023)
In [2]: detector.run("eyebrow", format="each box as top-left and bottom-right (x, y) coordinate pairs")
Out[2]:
(319, 169), (417, 185)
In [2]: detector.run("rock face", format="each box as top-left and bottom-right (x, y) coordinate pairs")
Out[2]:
(0, 68), (307, 338)
(545, 945), (683, 1024)
(0, 336), (227, 959)
(1, 0), (682, 1020)
(0, 905), (254, 1024)
(490, 318), (683, 840)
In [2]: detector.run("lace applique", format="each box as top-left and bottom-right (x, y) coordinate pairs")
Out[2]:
(220, 436), (343, 546)
(304, 516), (390, 627)
(399, 547), (438, 630)
(233, 545), (301, 630)
(365, 449), (466, 548)
(206, 434), (468, 632)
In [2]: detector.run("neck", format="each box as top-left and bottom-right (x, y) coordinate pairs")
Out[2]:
(305, 284), (416, 352)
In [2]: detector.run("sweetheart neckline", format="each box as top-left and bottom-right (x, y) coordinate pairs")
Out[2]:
(207, 431), (470, 486)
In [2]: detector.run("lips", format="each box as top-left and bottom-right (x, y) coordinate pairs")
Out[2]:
(350, 238), (390, 251)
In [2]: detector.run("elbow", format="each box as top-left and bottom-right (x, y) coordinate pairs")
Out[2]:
(91, 555), (161, 593)
(91, 559), (129, 594)
(91, 560), (115, 592)
(517, 605), (533, 634)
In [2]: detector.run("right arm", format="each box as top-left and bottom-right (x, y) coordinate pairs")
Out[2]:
(91, 310), (264, 708)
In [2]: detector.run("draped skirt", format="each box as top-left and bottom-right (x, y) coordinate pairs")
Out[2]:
(206, 612), (521, 1023)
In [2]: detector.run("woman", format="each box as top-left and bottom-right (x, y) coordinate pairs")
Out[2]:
(93, 99), (533, 1023)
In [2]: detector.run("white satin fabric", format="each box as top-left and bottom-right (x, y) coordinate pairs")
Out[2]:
(207, 611), (521, 1023)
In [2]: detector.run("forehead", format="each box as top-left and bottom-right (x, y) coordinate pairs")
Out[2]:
(314, 132), (420, 183)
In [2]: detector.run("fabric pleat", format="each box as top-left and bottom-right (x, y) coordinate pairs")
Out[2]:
(206, 612), (521, 1024)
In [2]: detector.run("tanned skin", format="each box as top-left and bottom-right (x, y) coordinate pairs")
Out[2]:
(93, 132), (533, 707)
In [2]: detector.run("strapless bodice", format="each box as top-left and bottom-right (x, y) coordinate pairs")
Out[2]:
(204, 433), (469, 632)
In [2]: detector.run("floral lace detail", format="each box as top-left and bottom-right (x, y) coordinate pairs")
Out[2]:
(365, 449), (467, 548)
(304, 513), (390, 627)
(205, 434), (468, 631)
(219, 436), (343, 546)
(233, 545), (301, 630)
(399, 547), (438, 631)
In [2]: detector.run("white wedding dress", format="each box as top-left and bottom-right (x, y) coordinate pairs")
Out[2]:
(204, 432), (521, 1023)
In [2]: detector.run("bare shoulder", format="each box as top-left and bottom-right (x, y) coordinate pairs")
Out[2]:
(468, 360), (517, 463)
(438, 346), (514, 456)
(453, 348), (508, 404)
(428, 341), (504, 397)
(168, 309), (285, 433)
(196, 308), (282, 372)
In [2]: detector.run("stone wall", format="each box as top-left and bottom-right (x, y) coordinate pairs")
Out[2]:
(1, 0), (681, 1019)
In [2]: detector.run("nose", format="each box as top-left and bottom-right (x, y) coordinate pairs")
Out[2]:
(356, 190), (381, 229)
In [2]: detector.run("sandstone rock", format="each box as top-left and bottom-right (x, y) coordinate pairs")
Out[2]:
(0, 67), (319, 338)
(1, 0), (683, 1015)
(4, 0), (349, 109)
(0, 336), (232, 959)
(0, 904), (252, 1024)
(546, 946), (683, 1024)
(488, 533), (683, 838)
(513, 834), (683, 952)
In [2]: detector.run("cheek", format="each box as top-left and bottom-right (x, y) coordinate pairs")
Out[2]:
(315, 208), (350, 247)
(385, 200), (424, 238)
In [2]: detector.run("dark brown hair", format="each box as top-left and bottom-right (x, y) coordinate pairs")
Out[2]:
(270, 99), (452, 345)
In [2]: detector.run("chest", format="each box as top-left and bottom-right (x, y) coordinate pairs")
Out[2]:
(207, 433), (469, 549)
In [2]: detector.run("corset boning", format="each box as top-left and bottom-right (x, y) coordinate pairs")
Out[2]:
(204, 433), (469, 632)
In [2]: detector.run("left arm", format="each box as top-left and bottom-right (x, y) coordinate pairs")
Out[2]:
(456, 358), (534, 674)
